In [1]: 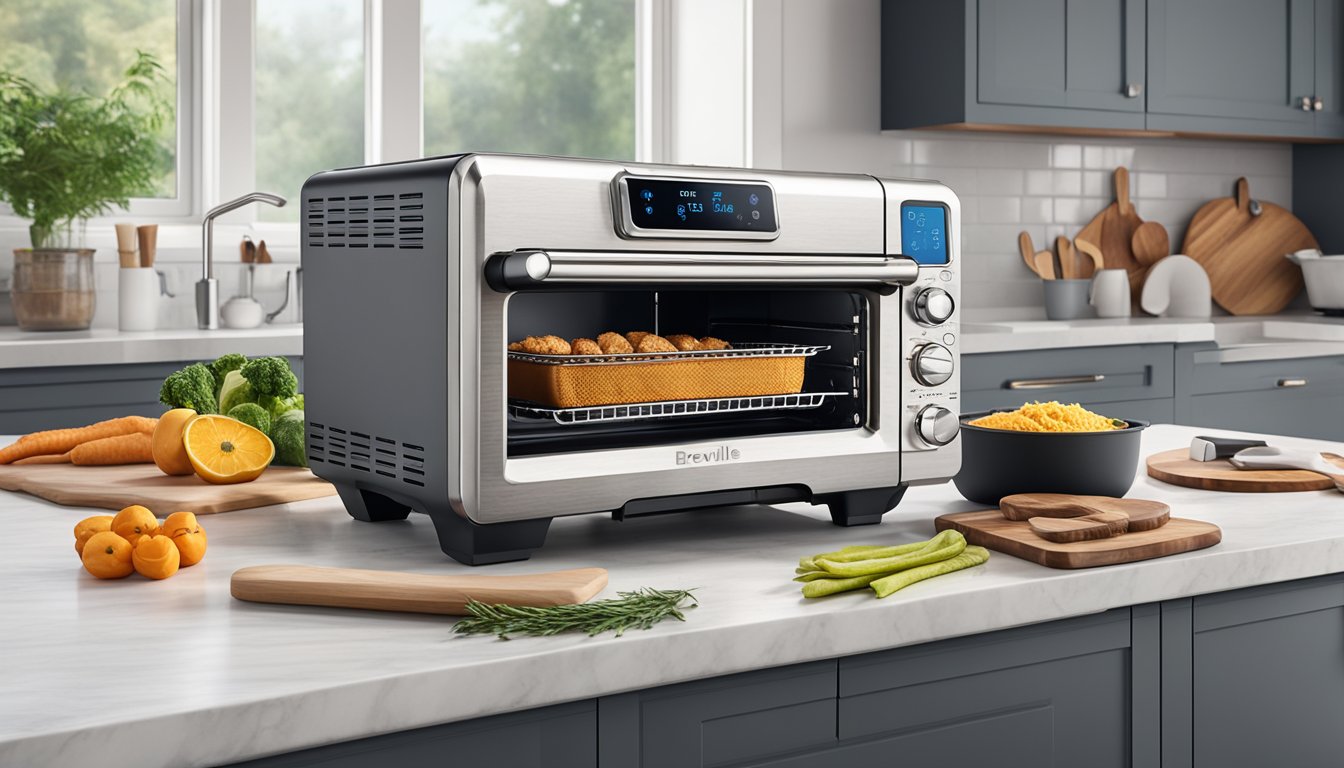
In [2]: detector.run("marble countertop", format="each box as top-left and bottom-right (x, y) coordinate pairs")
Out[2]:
(0, 325), (304, 369)
(5, 424), (1344, 767)
(961, 313), (1344, 356)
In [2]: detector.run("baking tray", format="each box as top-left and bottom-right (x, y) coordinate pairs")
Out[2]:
(506, 342), (828, 409)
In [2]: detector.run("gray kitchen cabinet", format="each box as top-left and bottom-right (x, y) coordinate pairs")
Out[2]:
(883, 0), (1344, 140)
(227, 700), (597, 768)
(883, 0), (1148, 132)
(961, 343), (1175, 423)
(1146, 0), (1317, 138)
(0, 358), (303, 434)
(1187, 574), (1344, 767)
(1173, 346), (1344, 440)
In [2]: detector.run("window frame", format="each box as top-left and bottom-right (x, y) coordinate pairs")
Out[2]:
(0, 0), (199, 225)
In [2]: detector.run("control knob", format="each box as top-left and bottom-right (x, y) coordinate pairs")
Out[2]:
(912, 287), (955, 325)
(916, 405), (959, 446)
(911, 343), (954, 387)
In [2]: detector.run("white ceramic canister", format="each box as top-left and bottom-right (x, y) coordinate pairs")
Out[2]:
(118, 267), (158, 331)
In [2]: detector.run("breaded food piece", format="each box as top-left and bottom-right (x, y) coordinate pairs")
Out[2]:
(507, 341), (524, 351)
(625, 331), (652, 348)
(597, 331), (634, 354)
(665, 334), (701, 351)
(635, 334), (678, 353)
(699, 336), (732, 350)
(519, 335), (572, 355)
(571, 337), (602, 355)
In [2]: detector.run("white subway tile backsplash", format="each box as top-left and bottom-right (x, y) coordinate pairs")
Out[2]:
(1019, 197), (1052, 224)
(1051, 170), (1083, 196)
(976, 168), (1025, 195)
(976, 196), (1022, 223)
(1051, 144), (1082, 169)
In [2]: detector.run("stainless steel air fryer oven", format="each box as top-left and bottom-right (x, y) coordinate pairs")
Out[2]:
(301, 153), (962, 564)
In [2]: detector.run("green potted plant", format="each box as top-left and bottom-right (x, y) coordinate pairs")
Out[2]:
(0, 51), (170, 330)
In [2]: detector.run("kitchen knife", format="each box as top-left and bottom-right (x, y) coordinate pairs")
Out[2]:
(1189, 435), (1268, 462)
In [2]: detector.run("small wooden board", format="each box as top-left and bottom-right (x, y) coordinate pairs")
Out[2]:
(1000, 493), (1170, 530)
(936, 510), (1221, 569)
(231, 565), (609, 615)
(0, 462), (335, 515)
(1146, 449), (1342, 493)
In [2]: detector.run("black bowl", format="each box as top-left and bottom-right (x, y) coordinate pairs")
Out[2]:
(952, 410), (1148, 505)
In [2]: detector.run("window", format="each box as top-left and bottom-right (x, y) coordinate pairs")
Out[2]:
(422, 0), (637, 161)
(0, 0), (189, 211)
(254, 0), (365, 222)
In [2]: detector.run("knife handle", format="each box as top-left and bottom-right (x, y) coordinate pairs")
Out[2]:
(1190, 436), (1268, 461)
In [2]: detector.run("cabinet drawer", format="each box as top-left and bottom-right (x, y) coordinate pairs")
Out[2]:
(1188, 353), (1344, 395)
(837, 610), (1133, 766)
(963, 344), (1174, 409)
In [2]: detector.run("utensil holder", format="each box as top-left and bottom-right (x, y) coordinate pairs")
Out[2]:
(118, 267), (158, 331)
(1042, 279), (1094, 320)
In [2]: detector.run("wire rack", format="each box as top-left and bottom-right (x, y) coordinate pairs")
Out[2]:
(506, 342), (829, 367)
(509, 391), (847, 425)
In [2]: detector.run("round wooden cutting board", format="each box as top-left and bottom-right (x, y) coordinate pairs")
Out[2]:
(1146, 449), (1342, 492)
(1180, 177), (1318, 316)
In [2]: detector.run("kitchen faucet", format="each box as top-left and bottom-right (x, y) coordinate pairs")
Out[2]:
(197, 192), (287, 329)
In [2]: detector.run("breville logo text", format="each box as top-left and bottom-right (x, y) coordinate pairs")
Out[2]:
(675, 445), (741, 465)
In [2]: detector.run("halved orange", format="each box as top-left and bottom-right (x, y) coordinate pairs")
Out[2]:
(153, 408), (199, 476)
(182, 414), (274, 484)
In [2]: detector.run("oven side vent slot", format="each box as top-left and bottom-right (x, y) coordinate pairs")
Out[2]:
(306, 193), (426, 250)
(308, 424), (427, 486)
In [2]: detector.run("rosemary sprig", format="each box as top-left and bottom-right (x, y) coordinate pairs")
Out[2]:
(453, 588), (697, 640)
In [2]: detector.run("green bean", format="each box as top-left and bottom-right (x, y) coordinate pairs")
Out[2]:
(801, 572), (885, 598)
(815, 530), (966, 578)
(801, 540), (930, 569)
(869, 546), (990, 598)
(798, 544), (891, 570)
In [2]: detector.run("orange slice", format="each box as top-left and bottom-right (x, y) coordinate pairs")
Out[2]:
(183, 414), (274, 484)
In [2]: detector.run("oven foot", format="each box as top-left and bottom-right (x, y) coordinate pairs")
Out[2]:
(335, 484), (412, 522)
(426, 511), (553, 567)
(819, 485), (908, 526)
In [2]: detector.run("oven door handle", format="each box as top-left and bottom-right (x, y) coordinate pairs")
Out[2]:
(485, 250), (920, 292)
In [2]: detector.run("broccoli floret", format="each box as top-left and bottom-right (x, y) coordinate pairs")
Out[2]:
(206, 353), (247, 396)
(159, 363), (218, 413)
(270, 410), (307, 467)
(227, 402), (272, 435)
(240, 356), (298, 399)
(218, 369), (254, 414)
(260, 394), (305, 422)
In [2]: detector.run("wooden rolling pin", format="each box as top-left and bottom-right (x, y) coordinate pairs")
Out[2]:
(231, 565), (609, 615)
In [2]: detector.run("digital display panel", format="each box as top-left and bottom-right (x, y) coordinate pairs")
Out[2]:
(901, 203), (950, 265)
(625, 178), (778, 233)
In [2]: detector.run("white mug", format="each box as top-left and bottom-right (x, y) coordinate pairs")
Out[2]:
(1089, 269), (1131, 318)
(118, 268), (158, 331)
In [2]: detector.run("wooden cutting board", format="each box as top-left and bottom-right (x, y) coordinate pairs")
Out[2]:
(1077, 167), (1146, 301)
(1181, 177), (1318, 315)
(1146, 449), (1343, 492)
(0, 463), (335, 515)
(999, 493), (1171, 531)
(231, 565), (609, 615)
(935, 510), (1221, 569)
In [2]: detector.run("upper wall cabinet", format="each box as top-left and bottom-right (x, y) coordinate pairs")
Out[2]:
(882, 0), (1344, 141)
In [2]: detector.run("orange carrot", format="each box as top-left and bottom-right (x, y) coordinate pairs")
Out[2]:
(0, 416), (158, 464)
(68, 432), (155, 466)
(12, 453), (72, 465)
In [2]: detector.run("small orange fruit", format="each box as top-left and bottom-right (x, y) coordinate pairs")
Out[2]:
(183, 414), (274, 484)
(73, 515), (114, 555)
(153, 408), (199, 476)
(111, 505), (159, 546)
(161, 511), (208, 566)
(81, 531), (134, 579)
(132, 535), (181, 580)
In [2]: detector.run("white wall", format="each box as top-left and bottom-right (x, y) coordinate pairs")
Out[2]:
(754, 0), (1294, 320)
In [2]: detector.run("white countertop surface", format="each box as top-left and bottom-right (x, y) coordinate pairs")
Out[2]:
(0, 325), (304, 369)
(961, 313), (1344, 357)
(4, 424), (1344, 767)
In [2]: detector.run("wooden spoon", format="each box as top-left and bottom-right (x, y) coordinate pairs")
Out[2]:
(1056, 236), (1076, 279)
(1029, 511), (1130, 543)
(1075, 238), (1106, 277)
(1131, 222), (1170, 267)
(1034, 251), (1056, 279)
(1019, 231), (1040, 276)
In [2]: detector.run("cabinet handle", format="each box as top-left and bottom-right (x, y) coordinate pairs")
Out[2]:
(1300, 96), (1314, 111)
(1276, 378), (1307, 388)
(1314, 97), (1325, 112)
(1007, 374), (1105, 390)
(1125, 83), (1143, 98)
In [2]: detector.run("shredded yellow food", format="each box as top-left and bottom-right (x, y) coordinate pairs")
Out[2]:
(967, 401), (1126, 433)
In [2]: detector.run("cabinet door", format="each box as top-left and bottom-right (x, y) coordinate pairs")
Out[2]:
(961, 344), (1175, 418)
(1180, 354), (1344, 440)
(1191, 575), (1344, 768)
(1147, 0), (1316, 136)
(977, 0), (1144, 113)
(1316, 0), (1344, 137)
